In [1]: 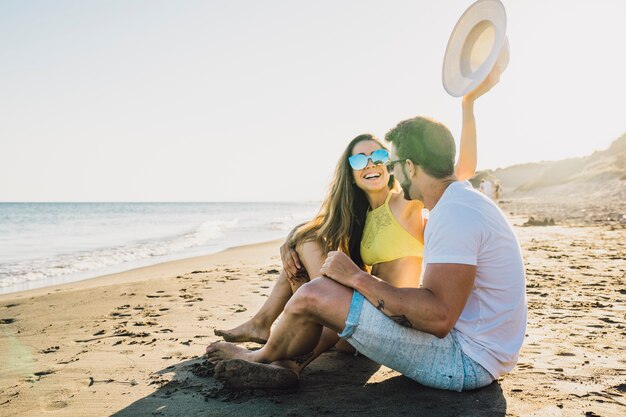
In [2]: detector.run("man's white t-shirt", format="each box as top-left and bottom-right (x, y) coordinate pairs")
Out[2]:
(424, 181), (527, 378)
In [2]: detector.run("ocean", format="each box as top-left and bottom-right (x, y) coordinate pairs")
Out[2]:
(0, 202), (319, 294)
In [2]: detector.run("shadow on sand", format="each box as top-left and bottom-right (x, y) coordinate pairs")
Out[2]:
(111, 351), (506, 417)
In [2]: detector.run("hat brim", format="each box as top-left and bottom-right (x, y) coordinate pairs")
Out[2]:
(442, 0), (507, 97)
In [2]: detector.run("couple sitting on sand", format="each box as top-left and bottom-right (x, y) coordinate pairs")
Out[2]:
(207, 67), (527, 392)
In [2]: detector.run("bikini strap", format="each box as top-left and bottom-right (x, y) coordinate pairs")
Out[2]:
(384, 190), (393, 205)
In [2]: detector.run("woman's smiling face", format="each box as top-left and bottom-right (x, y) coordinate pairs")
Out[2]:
(350, 140), (390, 193)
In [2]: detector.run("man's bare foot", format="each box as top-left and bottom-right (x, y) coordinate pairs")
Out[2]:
(214, 319), (269, 344)
(214, 359), (299, 390)
(205, 341), (254, 363)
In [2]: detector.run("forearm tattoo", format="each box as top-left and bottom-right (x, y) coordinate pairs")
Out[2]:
(390, 315), (413, 328)
(376, 299), (411, 328)
(290, 351), (315, 365)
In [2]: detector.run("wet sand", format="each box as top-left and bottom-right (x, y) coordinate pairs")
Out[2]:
(1, 217), (625, 416)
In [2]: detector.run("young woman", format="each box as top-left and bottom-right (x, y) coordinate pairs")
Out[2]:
(214, 68), (500, 368)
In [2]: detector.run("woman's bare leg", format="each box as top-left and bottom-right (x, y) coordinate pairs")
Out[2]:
(207, 277), (352, 364)
(206, 278), (355, 389)
(214, 270), (292, 343)
(334, 338), (357, 354)
(214, 240), (325, 343)
(271, 326), (341, 375)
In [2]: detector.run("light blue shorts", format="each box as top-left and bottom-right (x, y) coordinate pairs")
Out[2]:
(338, 291), (494, 392)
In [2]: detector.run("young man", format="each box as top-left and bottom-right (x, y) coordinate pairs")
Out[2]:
(206, 116), (527, 392)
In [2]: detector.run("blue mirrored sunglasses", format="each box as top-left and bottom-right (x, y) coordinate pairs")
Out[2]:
(348, 149), (389, 170)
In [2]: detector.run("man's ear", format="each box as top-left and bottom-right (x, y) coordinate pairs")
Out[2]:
(405, 159), (417, 178)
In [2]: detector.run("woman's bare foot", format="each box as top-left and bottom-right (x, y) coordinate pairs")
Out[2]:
(214, 319), (270, 344)
(214, 359), (299, 390)
(205, 341), (255, 363)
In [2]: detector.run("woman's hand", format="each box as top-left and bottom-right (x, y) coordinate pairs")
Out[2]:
(280, 240), (302, 279)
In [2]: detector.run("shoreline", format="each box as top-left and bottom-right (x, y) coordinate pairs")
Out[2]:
(0, 239), (284, 300)
(1, 224), (625, 416)
(0, 201), (320, 298)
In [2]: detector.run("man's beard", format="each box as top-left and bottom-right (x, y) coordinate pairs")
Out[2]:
(400, 178), (412, 200)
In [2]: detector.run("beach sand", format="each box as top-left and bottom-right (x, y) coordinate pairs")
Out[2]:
(1, 219), (625, 416)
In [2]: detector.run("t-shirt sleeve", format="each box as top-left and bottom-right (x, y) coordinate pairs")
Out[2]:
(424, 203), (483, 266)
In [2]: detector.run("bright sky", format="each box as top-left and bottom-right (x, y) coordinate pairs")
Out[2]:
(1, 0), (624, 202)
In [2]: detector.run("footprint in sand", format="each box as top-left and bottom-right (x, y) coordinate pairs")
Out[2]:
(132, 321), (158, 327)
(40, 346), (60, 354)
(146, 291), (171, 298)
(27, 369), (55, 382)
(43, 400), (68, 411)
(229, 304), (247, 313)
(599, 317), (620, 324)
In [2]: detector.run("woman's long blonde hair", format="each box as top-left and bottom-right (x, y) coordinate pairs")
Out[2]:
(290, 134), (394, 268)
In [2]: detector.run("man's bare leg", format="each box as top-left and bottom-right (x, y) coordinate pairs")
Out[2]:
(213, 327), (341, 389)
(206, 278), (353, 388)
(214, 240), (325, 343)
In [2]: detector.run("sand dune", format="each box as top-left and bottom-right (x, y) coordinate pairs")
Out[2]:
(472, 135), (626, 227)
(474, 134), (626, 192)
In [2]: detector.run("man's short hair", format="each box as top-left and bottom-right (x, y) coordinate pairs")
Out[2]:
(385, 116), (456, 179)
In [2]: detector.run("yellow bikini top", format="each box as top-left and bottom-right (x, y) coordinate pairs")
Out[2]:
(360, 192), (424, 267)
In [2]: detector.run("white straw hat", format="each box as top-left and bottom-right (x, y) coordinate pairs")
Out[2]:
(442, 0), (509, 97)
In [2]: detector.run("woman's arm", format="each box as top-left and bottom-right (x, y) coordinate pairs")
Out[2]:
(454, 65), (502, 181)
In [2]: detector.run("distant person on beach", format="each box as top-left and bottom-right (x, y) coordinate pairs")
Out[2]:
(213, 68), (501, 365)
(479, 178), (493, 199)
(206, 115), (527, 392)
(494, 179), (501, 200)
